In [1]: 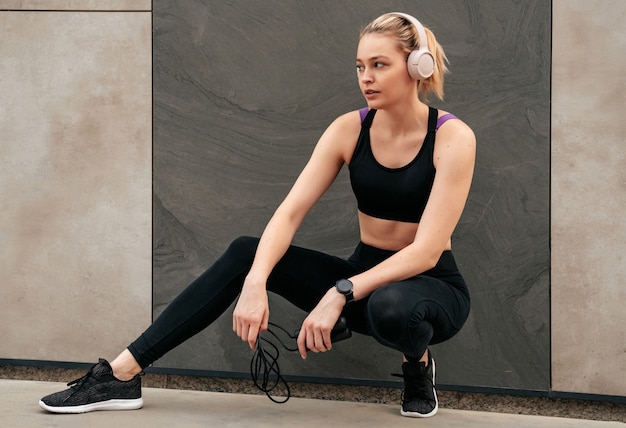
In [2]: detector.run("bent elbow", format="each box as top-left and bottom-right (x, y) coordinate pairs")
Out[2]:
(408, 246), (442, 273)
(424, 253), (440, 271)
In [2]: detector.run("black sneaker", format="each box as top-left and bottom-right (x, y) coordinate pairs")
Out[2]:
(39, 359), (143, 413)
(399, 351), (438, 418)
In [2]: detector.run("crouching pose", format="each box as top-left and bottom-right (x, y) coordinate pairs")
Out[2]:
(40, 12), (475, 418)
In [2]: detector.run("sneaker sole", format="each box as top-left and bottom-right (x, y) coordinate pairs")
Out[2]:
(400, 395), (438, 418)
(39, 398), (143, 414)
(400, 358), (438, 418)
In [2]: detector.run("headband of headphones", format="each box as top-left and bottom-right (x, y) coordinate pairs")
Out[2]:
(389, 12), (435, 80)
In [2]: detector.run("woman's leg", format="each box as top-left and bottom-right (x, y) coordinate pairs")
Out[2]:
(365, 275), (470, 360)
(40, 237), (364, 413)
(265, 244), (359, 312)
(125, 236), (259, 369)
(123, 237), (364, 372)
(110, 349), (142, 381)
(364, 270), (469, 419)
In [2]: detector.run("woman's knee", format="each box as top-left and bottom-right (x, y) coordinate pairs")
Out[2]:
(366, 285), (407, 343)
(223, 236), (259, 264)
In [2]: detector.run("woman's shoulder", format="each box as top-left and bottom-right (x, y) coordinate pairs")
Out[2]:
(435, 109), (474, 139)
(336, 108), (367, 125)
(322, 109), (365, 137)
(312, 110), (364, 163)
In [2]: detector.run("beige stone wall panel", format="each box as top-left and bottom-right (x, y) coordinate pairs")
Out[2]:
(552, 0), (626, 397)
(0, 11), (152, 362)
(0, 0), (150, 11)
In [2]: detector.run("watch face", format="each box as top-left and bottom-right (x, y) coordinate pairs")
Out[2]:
(337, 279), (353, 294)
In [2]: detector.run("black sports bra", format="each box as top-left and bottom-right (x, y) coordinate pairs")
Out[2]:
(348, 107), (439, 223)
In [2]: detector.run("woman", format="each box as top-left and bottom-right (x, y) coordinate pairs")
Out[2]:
(40, 12), (475, 418)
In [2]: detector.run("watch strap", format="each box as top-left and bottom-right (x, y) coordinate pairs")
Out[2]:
(335, 279), (354, 304)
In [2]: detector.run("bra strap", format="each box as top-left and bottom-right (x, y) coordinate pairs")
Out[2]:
(427, 107), (438, 132)
(359, 107), (369, 123)
(435, 113), (458, 131)
(360, 108), (376, 128)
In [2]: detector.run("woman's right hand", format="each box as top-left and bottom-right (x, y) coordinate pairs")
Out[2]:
(232, 275), (269, 350)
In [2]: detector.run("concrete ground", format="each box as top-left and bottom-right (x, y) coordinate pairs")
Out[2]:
(2, 379), (624, 428)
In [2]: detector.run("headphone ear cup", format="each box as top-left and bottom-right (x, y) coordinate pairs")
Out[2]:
(407, 48), (435, 80)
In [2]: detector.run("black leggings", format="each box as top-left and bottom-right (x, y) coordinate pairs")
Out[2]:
(128, 236), (471, 368)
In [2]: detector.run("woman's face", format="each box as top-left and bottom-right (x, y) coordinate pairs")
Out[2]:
(356, 33), (414, 109)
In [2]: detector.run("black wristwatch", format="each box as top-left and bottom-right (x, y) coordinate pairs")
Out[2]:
(335, 279), (354, 305)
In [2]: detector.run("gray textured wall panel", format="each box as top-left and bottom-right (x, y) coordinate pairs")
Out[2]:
(153, 0), (550, 391)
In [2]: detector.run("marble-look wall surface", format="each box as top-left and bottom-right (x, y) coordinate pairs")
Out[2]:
(0, 5), (152, 362)
(552, 0), (626, 397)
(153, 0), (551, 391)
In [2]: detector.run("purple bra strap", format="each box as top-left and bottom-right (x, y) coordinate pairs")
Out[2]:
(359, 107), (369, 123)
(436, 113), (458, 131)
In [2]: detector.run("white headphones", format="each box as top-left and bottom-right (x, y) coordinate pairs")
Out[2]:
(389, 12), (435, 80)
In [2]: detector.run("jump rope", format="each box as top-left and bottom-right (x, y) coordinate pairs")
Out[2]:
(250, 317), (351, 403)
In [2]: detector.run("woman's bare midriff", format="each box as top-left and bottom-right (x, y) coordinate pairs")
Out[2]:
(357, 210), (452, 251)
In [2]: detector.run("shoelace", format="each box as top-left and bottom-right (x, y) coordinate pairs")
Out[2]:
(62, 370), (98, 402)
(250, 322), (299, 404)
(67, 373), (91, 388)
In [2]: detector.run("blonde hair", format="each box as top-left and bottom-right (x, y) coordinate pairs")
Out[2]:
(360, 13), (449, 101)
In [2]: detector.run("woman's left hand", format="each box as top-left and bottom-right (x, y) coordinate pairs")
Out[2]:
(297, 287), (346, 359)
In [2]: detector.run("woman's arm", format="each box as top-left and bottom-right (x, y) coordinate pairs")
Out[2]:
(233, 111), (360, 349)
